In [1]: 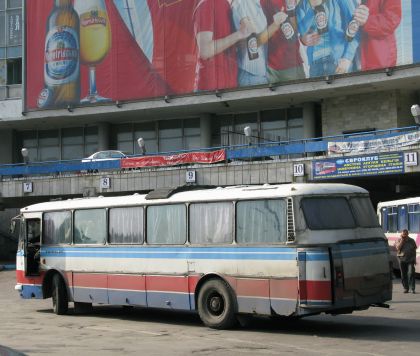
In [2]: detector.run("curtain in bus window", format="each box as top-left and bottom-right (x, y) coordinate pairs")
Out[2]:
(189, 202), (233, 244)
(398, 205), (408, 232)
(349, 197), (379, 228)
(109, 207), (144, 244)
(387, 207), (398, 233)
(301, 197), (356, 230)
(381, 208), (388, 233)
(147, 204), (186, 244)
(74, 209), (106, 244)
(236, 199), (286, 244)
(43, 211), (71, 245)
(408, 204), (420, 233)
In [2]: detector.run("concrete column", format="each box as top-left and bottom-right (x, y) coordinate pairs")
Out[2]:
(303, 102), (316, 139)
(200, 114), (212, 148)
(97, 123), (110, 151)
(0, 129), (14, 164)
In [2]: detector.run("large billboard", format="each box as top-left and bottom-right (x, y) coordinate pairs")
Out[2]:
(25, 0), (420, 111)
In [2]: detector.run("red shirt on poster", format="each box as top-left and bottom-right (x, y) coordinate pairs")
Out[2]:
(193, 0), (238, 91)
(360, 0), (401, 70)
(260, 0), (302, 71)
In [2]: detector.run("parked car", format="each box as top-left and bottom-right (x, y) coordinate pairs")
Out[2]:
(82, 150), (127, 162)
(81, 150), (127, 173)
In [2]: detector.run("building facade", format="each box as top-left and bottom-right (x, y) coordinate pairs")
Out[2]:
(0, 0), (419, 203)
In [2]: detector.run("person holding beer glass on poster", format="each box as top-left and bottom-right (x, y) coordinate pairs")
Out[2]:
(74, 0), (111, 103)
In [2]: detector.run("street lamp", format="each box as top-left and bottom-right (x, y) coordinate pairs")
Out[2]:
(244, 126), (252, 145)
(411, 104), (420, 126)
(21, 148), (29, 164)
(137, 137), (146, 155)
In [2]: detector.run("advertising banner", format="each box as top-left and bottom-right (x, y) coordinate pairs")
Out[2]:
(328, 131), (420, 154)
(25, 0), (420, 111)
(312, 152), (405, 180)
(121, 149), (226, 168)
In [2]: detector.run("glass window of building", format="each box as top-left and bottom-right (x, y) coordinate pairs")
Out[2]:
(62, 127), (84, 160)
(115, 124), (133, 154)
(0, 59), (6, 85)
(261, 109), (287, 142)
(184, 118), (201, 150)
(159, 119), (183, 153)
(20, 131), (38, 163)
(134, 122), (157, 154)
(84, 126), (98, 156)
(6, 57), (20, 84)
(0, 0), (22, 98)
(39, 130), (59, 161)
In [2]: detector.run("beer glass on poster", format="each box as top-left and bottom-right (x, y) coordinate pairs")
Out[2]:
(74, 0), (112, 104)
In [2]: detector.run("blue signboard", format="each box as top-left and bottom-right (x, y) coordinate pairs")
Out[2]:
(312, 152), (405, 180)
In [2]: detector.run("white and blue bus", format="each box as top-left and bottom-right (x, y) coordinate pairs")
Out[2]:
(377, 197), (420, 272)
(15, 183), (392, 329)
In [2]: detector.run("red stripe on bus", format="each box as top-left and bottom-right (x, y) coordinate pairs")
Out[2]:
(270, 279), (299, 299)
(108, 274), (146, 291)
(236, 278), (270, 298)
(16, 270), (45, 285)
(146, 275), (189, 293)
(300, 280), (332, 300)
(73, 273), (107, 288)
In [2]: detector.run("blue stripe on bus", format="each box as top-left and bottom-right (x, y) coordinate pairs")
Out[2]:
(42, 250), (297, 260)
(39, 246), (332, 261)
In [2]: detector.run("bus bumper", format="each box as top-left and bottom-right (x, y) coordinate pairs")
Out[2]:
(16, 284), (43, 299)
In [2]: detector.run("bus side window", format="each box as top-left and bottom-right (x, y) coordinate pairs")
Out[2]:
(387, 207), (397, 233)
(398, 205), (408, 232)
(408, 204), (420, 233)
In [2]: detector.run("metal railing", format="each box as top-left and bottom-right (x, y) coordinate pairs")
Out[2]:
(0, 125), (418, 178)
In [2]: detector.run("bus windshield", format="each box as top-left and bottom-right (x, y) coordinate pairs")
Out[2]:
(302, 197), (356, 230)
(302, 196), (379, 230)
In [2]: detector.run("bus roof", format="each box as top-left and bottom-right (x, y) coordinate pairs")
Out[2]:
(21, 183), (368, 213)
(377, 196), (420, 209)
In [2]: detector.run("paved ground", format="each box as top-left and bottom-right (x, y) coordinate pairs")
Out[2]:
(0, 270), (419, 356)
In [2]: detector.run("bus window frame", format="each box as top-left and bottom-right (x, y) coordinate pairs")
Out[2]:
(145, 202), (187, 245)
(108, 205), (145, 245)
(234, 197), (288, 245)
(73, 208), (107, 246)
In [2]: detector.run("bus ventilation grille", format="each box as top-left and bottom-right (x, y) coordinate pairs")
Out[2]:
(287, 198), (295, 242)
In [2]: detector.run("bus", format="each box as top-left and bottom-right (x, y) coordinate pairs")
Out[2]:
(377, 197), (420, 272)
(14, 183), (392, 329)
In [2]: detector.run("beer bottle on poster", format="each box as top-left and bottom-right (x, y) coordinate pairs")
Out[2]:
(41, 0), (80, 108)
(281, 18), (296, 42)
(285, 0), (297, 18)
(247, 32), (259, 60)
(346, 0), (367, 42)
(314, 1), (328, 35)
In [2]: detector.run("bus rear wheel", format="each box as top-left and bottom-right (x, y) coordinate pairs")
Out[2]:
(197, 279), (237, 329)
(52, 274), (68, 315)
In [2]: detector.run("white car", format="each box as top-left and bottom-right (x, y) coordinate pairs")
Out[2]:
(82, 150), (127, 163)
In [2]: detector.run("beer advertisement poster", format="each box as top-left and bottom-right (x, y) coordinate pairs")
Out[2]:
(24, 0), (420, 111)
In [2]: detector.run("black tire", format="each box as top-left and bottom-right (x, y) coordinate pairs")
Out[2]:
(74, 302), (93, 314)
(52, 274), (68, 315)
(197, 279), (237, 329)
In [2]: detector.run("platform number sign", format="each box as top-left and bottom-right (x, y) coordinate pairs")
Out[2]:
(293, 163), (305, 177)
(186, 170), (196, 183)
(23, 182), (33, 193)
(404, 152), (418, 167)
(100, 177), (111, 189)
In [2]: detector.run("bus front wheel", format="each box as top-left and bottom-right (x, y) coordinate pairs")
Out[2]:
(197, 279), (237, 329)
(52, 274), (68, 315)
